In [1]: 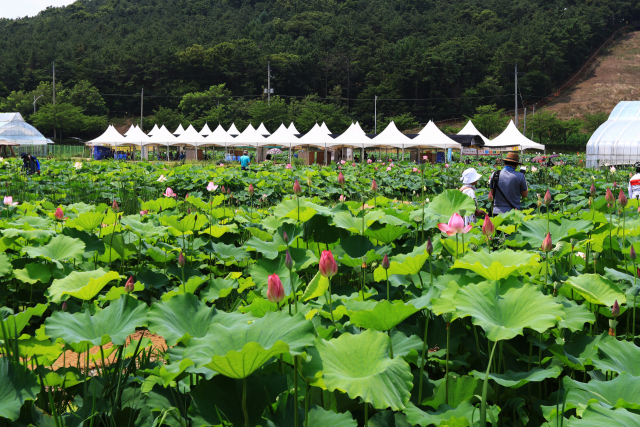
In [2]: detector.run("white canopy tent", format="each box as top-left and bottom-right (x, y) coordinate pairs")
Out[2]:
(174, 124), (205, 147)
(87, 125), (127, 147)
(320, 122), (332, 134)
(124, 124), (138, 137)
(262, 124), (299, 147)
(173, 124), (186, 136)
(297, 124), (336, 164)
(203, 124), (235, 147)
(406, 121), (462, 149)
(199, 123), (213, 137)
(370, 121), (410, 148)
(229, 123), (265, 148)
(122, 126), (149, 147)
(148, 124), (159, 136)
(586, 101), (640, 168)
(489, 120), (545, 151)
(256, 123), (271, 136)
(227, 123), (240, 136)
(288, 122), (300, 135)
(457, 121), (491, 144)
(143, 125), (177, 160)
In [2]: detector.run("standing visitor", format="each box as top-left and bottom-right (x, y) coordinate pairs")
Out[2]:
(629, 162), (640, 200)
(459, 168), (485, 225)
(489, 152), (528, 215)
(240, 150), (251, 171)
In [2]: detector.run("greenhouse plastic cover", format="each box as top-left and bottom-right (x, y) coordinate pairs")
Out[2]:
(0, 112), (53, 145)
(586, 101), (640, 168)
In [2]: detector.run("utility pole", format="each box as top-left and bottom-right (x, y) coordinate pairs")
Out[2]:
(140, 88), (144, 128)
(531, 105), (535, 139)
(523, 107), (527, 135)
(374, 95), (378, 134)
(267, 61), (271, 105)
(514, 63), (518, 128)
(33, 94), (43, 114)
(52, 61), (56, 141)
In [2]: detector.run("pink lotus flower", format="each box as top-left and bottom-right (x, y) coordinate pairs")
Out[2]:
(389, 163), (394, 167)
(55, 207), (64, 220)
(482, 215), (494, 237)
(286, 164), (292, 169)
(319, 250), (338, 278)
(437, 213), (472, 236)
(374, 167), (378, 171)
(423, 155), (428, 160)
(445, 164), (450, 168)
(352, 163), (356, 167)
(267, 274), (285, 303)
(207, 182), (218, 192)
(338, 166), (342, 169)
(248, 183), (254, 196)
(371, 179), (378, 193)
(382, 163), (385, 166)
(541, 233), (553, 252)
(293, 179), (302, 196)
(220, 163), (224, 167)
(382, 254), (390, 270)
(340, 160), (346, 165)
(125, 276), (135, 293)
(140, 210), (148, 216)
(178, 252), (186, 267)
(112, 200), (119, 211)
(605, 188), (615, 204)
(386, 167), (392, 171)
(339, 194), (345, 202)
(619, 189), (628, 208)
(163, 187), (176, 198)
(338, 171), (345, 185)
(3, 196), (17, 207)
(412, 168), (418, 172)
(544, 189), (552, 206)
(367, 159), (372, 164)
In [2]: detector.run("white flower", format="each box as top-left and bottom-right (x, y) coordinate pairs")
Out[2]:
(531, 166), (537, 172)
(207, 182), (218, 192)
(610, 166), (616, 173)
(157, 175), (167, 182)
(73, 162), (82, 170)
(426, 198), (430, 203)
(0, 157), (3, 162)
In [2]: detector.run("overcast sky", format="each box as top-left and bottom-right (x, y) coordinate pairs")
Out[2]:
(0, 0), (76, 19)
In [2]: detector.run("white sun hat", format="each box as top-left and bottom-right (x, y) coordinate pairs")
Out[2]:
(461, 168), (482, 185)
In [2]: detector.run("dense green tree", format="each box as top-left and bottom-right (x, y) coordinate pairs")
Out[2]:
(30, 103), (106, 141)
(583, 112), (609, 133)
(465, 105), (508, 138)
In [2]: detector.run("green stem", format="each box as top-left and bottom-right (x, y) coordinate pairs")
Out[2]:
(385, 269), (390, 301)
(480, 340), (499, 427)
(305, 382), (310, 427)
(364, 402), (368, 427)
(242, 378), (249, 427)
(445, 322), (450, 406)
(294, 356), (299, 427)
(455, 234), (459, 260)
(328, 277), (335, 325)
(388, 330), (394, 358)
(418, 311), (429, 404)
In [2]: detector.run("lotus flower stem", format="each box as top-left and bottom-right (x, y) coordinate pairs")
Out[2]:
(418, 311), (430, 404)
(364, 402), (368, 427)
(304, 382), (310, 426)
(328, 277), (335, 325)
(294, 355), (299, 427)
(445, 321), (450, 406)
(623, 208), (627, 272)
(480, 340), (499, 427)
(455, 234), (459, 259)
(242, 377), (249, 427)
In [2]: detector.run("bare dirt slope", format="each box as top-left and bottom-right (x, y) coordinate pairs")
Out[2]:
(544, 31), (640, 119)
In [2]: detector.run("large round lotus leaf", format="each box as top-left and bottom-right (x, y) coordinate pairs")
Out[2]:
(2, 228), (55, 242)
(419, 374), (481, 408)
(314, 329), (413, 410)
(403, 401), (500, 427)
(120, 217), (168, 238)
(453, 279), (564, 341)
(425, 189), (476, 220)
(169, 311), (315, 379)
(517, 218), (593, 248)
(159, 213), (208, 236)
(0, 253), (11, 277)
(45, 295), (148, 346)
(0, 358), (40, 422)
(373, 242), (431, 281)
(64, 211), (105, 231)
(140, 197), (177, 212)
(12, 262), (51, 284)
(22, 234), (86, 268)
(590, 333), (640, 376)
(566, 274), (626, 306)
(262, 391), (358, 427)
(470, 366), (562, 389)
(451, 249), (540, 281)
(346, 300), (418, 331)
(564, 405), (640, 426)
(46, 269), (121, 303)
(0, 304), (48, 339)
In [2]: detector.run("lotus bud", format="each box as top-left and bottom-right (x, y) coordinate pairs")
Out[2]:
(112, 200), (119, 211)
(55, 207), (64, 220)
(293, 179), (302, 195)
(267, 273), (285, 303)
(178, 252), (185, 267)
(283, 231), (289, 244)
(614, 182), (618, 188)
(426, 238), (433, 256)
(307, 177), (312, 186)
(605, 188), (615, 204)
(362, 261), (367, 269)
(185, 193), (189, 200)
(187, 208), (191, 215)
(382, 254), (390, 270)
(221, 185), (225, 193)
(227, 188), (231, 195)
(612, 300), (620, 317)
(544, 189), (552, 207)
(194, 214), (197, 222)
(482, 215), (494, 237)
(125, 276), (135, 293)
(248, 183), (254, 196)
(338, 171), (345, 186)
(140, 210), (148, 216)
(487, 190), (493, 202)
(590, 183), (596, 197)
(619, 189), (628, 208)
(631, 246), (636, 261)
(285, 249), (293, 270)
(371, 179), (378, 193)
(541, 233), (553, 252)
(62, 301), (67, 311)
(319, 250), (338, 278)
(442, 312), (453, 324)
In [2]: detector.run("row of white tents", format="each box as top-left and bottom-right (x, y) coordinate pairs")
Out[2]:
(88, 119), (544, 154)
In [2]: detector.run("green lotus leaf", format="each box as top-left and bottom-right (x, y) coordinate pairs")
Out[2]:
(564, 405), (640, 426)
(390, 331), (423, 360)
(403, 401), (500, 427)
(557, 296), (595, 332)
(206, 242), (249, 262)
(452, 249), (540, 281)
(365, 223), (411, 244)
(0, 304), (48, 339)
(347, 300), (418, 331)
(160, 214), (208, 236)
(565, 274), (626, 306)
(2, 228), (55, 241)
(12, 262), (51, 284)
(140, 197), (177, 212)
(44, 295), (148, 346)
(0, 253), (11, 277)
(46, 269), (121, 303)
(121, 217), (168, 238)
(0, 358), (39, 422)
(420, 374), (481, 408)
(425, 189), (476, 220)
(161, 275), (208, 300)
(454, 279), (564, 341)
(517, 218), (593, 248)
(250, 256), (301, 295)
(188, 374), (288, 427)
(301, 271), (330, 301)
(100, 233), (137, 261)
(9, 216), (53, 229)
(470, 366), (562, 389)
(16, 337), (63, 365)
(314, 329), (413, 410)
(22, 235), (86, 268)
(262, 391), (358, 427)
(332, 210), (385, 234)
(147, 245), (176, 263)
(591, 333), (640, 376)
(64, 211), (105, 231)
(369, 410), (413, 427)
(200, 278), (239, 302)
(169, 311), (315, 379)
(373, 242), (430, 282)
(201, 223), (238, 238)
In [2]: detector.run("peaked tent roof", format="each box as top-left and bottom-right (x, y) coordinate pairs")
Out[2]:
(298, 123), (335, 147)
(261, 123), (299, 147)
(173, 124), (186, 135)
(0, 112), (53, 145)
(288, 122), (300, 134)
(173, 124), (206, 146)
(370, 121), (411, 148)
(457, 121), (490, 144)
(256, 123), (271, 136)
(405, 121), (461, 149)
(124, 124), (138, 137)
(87, 125), (127, 146)
(230, 123), (265, 147)
(144, 125), (177, 146)
(199, 123), (213, 136)
(227, 123), (240, 136)
(489, 120), (545, 150)
(148, 124), (160, 136)
(202, 124), (236, 147)
(331, 122), (372, 148)
(122, 126), (149, 146)
(320, 122), (332, 134)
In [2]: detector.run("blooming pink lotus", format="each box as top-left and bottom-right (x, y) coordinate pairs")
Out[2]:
(445, 164), (450, 168)
(140, 210), (149, 216)
(286, 164), (292, 169)
(55, 207), (64, 220)
(352, 163), (356, 167)
(367, 159), (372, 164)
(3, 196), (17, 207)
(339, 194), (345, 202)
(437, 213), (472, 236)
(386, 167), (392, 171)
(338, 166), (342, 169)
(219, 163), (224, 167)
(207, 182), (218, 192)
(340, 160), (346, 165)
(374, 167), (378, 171)
(423, 155), (428, 160)
(163, 187), (176, 198)
(267, 274), (285, 303)
(412, 168), (418, 172)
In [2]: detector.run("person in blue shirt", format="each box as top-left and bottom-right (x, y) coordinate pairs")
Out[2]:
(489, 152), (528, 215)
(240, 150), (251, 170)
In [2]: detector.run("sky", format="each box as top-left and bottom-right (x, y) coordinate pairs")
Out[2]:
(0, 0), (76, 19)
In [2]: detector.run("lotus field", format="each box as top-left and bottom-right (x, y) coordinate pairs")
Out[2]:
(3, 156), (640, 427)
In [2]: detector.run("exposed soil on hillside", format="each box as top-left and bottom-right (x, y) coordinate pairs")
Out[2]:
(544, 31), (640, 120)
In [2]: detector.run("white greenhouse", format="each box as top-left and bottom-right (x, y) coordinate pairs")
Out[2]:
(586, 101), (640, 168)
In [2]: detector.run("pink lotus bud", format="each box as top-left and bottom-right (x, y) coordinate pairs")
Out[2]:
(112, 200), (119, 211)
(612, 300), (620, 317)
(606, 188), (615, 204)
(614, 182), (618, 189)
(488, 190), (493, 202)
(267, 274), (285, 303)
(541, 233), (553, 252)
(140, 210), (148, 216)
(227, 188), (231, 195)
(55, 207), (64, 220)
(283, 231), (289, 244)
(248, 183), (254, 196)
(482, 215), (495, 237)
(426, 238), (433, 256)
(285, 249), (293, 270)
(338, 171), (345, 186)
(631, 246), (637, 261)
(544, 189), (552, 207)
(187, 208), (191, 215)
(178, 252), (185, 267)
(185, 193), (189, 200)
(619, 189), (628, 208)
(62, 301), (67, 311)
(382, 254), (390, 270)
(293, 179), (302, 195)
(319, 250), (338, 278)
(445, 164), (449, 168)
(371, 179), (378, 193)
(590, 184), (596, 197)
(125, 276), (135, 293)
(221, 185), (225, 193)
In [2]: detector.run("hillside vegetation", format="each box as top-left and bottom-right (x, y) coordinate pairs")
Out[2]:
(0, 0), (638, 136)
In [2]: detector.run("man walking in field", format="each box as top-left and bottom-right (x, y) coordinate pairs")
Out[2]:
(489, 152), (528, 215)
(240, 150), (251, 171)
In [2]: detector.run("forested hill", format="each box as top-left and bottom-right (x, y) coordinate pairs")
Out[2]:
(0, 0), (638, 133)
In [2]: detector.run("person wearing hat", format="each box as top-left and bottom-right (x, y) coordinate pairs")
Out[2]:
(459, 168), (484, 225)
(489, 152), (528, 215)
(629, 162), (640, 200)
(240, 150), (251, 171)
